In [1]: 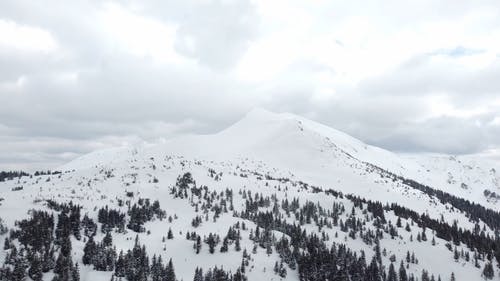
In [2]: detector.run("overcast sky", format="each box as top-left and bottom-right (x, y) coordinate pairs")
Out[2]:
(1, 0), (500, 171)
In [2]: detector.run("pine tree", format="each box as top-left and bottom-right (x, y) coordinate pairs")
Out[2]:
(374, 239), (382, 265)
(387, 262), (397, 281)
(193, 267), (203, 281)
(421, 228), (427, 241)
(42, 246), (56, 272)
(266, 243), (273, 255)
(235, 237), (241, 252)
(115, 251), (125, 277)
(421, 270), (430, 281)
(220, 237), (229, 253)
(103, 232), (113, 247)
(279, 261), (287, 278)
(367, 256), (382, 281)
(234, 267), (245, 281)
(167, 228), (174, 240)
(399, 261), (407, 281)
(28, 253), (43, 281)
(165, 258), (176, 281)
(482, 261), (494, 280)
(195, 236), (201, 254)
(72, 263), (80, 281)
(151, 255), (163, 281)
(12, 251), (27, 281)
(207, 233), (217, 254)
(4, 237), (10, 250)
(83, 236), (97, 265)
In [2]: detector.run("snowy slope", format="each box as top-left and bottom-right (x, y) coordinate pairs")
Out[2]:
(60, 108), (500, 210)
(1, 108), (499, 281)
(128, 108), (499, 210)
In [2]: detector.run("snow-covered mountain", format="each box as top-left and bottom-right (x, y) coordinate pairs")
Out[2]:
(1, 108), (499, 281)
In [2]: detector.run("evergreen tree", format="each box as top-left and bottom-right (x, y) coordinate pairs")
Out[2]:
(28, 253), (43, 281)
(421, 270), (430, 281)
(366, 256), (382, 281)
(42, 246), (56, 272)
(150, 255), (163, 281)
(72, 263), (80, 281)
(4, 237), (10, 250)
(235, 238), (241, 252)
(399, 261), (407, 281)
(220, 237), (229, 253)
(83, 236), (97, 265)
(165, 258), (176, 281)
(266, 243), (273, 255)
(12, 252), (28, 281)
(103, 232), (113, 247)
(115, 251), (126, 277)
(195, 236), (201, 254)
(387, 263), (397, 281)
(193, 267), (203, 281)
(207, 234), (216, 254)
(278, 261), (287, 278)
(483, 261), (494, 280)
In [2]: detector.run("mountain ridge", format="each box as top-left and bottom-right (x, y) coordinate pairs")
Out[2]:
(60, 108), (500, 210)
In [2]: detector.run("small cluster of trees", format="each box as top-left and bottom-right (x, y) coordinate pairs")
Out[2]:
(98, 206), (126, 233)
(0, 171), (29, 182)
(193, 266), (247, 281)
(127, 199), (166, 233)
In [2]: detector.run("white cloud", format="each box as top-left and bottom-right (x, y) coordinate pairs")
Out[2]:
(490, 117), (500, 126)
(98, 3), (190, 66)
(427, 95), (490, 119)
(1, 0), (500, 169)
(0, 19), (57, 52)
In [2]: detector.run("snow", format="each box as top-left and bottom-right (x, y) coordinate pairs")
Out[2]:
(1, 108), (498, 280)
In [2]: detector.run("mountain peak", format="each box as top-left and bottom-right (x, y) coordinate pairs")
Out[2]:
(229, 108), (364, 151)
(244, 107), (276, 118)
(242, 107), (299, 123)
(221, 107), (416, 175)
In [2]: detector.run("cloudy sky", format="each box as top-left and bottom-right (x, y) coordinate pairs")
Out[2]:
(1, 0), (500, 171)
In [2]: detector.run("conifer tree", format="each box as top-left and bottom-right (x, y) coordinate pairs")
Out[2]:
(195, 236), (201, 254)
(72, 263), (80, 281)
(399, 260), (407, 281)
(83, 236), (97, 265)
(387, 263), (397, 281)
(483, 261), (494, 280)
(165, 258), (176, 281)
(28, 253), (43, 281)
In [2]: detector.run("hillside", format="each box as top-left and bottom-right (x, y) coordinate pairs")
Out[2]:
(0, 108), (499, 281)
